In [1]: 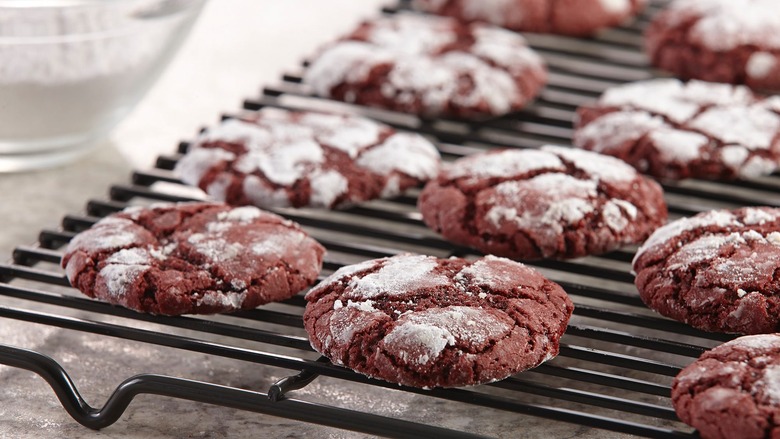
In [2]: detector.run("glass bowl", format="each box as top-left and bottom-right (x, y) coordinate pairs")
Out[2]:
(0, 0), (206, 172)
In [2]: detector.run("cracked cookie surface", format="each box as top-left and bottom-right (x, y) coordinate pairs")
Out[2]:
(175, 108), (440, 209)
(62, 202), (325, 315)
(672, 334), (780, 439)
(412, 0), (647, 36)
(646, 0), (780, 90)
(304, 13), (547, 119)
(418, 146), (667, 260)
(575, 79), (780, 180)
(633, 207), (780, 334)
(303, 254), (573, 388)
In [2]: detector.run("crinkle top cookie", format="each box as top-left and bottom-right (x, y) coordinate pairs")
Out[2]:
(304, 254), (573, 388)
(62, 202), (325, 315)
(304, 13), (547, 119)
(633, 207), (780, 334)
(175, 108), (440, 209)
(412, 0), (648, 36)
(419, 146), (667, 260)
(672, 334), (780, 439)
(646, 0), (780, 90)
(575, 79), (780, 180)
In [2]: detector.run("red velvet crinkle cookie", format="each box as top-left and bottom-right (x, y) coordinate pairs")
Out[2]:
(303, 13), (547, 119)
(633, 207), (780, 334)
(303, 254), (574, 388)
(646, 0), (780, 90)
(174, 108), (440, 209)
(672, 334), (780, 439)
(412, 0), (648, 36)
(418, 146), (667, 260)
(62, 202), (325, 316)
(575, 79), (780, 180)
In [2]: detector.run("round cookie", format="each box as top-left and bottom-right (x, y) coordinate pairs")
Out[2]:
(418, 146), (667, 260)
(303, 254), (574, 388)
(174, 108), (440, 209)
(672, 334), (780, 439)
(633, 207), (780, 334)
(61, 202), (325, 316)
(303, 13), (547, 119)
(646, 0), (780, 90)
(574, 79), (780, 180)
(411, 0), (648, 37)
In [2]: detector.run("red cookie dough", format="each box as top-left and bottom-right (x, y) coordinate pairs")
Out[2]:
(62, 202), (325, 316)
(419, 146), (667, 260)
(303, 13), (547, 119)
(574, 79), (780, 180)
(646, 0), (780, 90)
(672, 334), (780, 439)
(174, 108), (440, 209)
(412, 0), (648, 36)
(633, 207), (780, 334)
(304, 254), (574, 388)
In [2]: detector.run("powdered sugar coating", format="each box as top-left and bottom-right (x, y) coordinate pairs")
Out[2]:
(355, 133), (440, 180)
(672, 333), (780, 438)
(175, 108), (440, 209)
(217, 206), (263, 223)
(634, 207), (780, 334)
(603, 199), (638, 233)
(304, 13), (547, 119)
(690, 106), (780, 151)
(649, 128), (709, 163)
(105, 247), (153, 265)
(744, 208), (780, 226)
(599, 0), (631, 14)
(486, 175), (598, 234)
(575, 111), (665, 154)
(666, 0), (780, 51)
(304, 254), (574, 388)
(747, 52), (778, 80)
(174, 148), (236, 185)
(345, 254), (450, 299)
(444, 149), (565, 180)
(575, 78), (780, 180)
(383, 306), (512, 365)
(454, 255), (545, 290)
(757, 365), (780, 404)
(309, 169), (349, 208)
(98, 264), (149, 298)
(62, 202), (325, 316)
(601, 79), (699, 123)
(471, 27), (543, 75)
(411, 0), (646, 36)
(311, 115), (382, 158)
(634, 209), (741, 265)
(67, 217), (149, 253)
(198, 291), (248, 310)
(420, 146), (667, 260)
(647, 0), (780, 91)
(544, 145), (636, 183)
(729, 334), (780, 351)
(242, 176), (290, 208)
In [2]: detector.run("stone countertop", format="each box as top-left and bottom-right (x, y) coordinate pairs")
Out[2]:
(0, 1), (650, 438)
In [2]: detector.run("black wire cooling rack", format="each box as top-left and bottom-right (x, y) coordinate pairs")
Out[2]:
(2, 0), (776, 437)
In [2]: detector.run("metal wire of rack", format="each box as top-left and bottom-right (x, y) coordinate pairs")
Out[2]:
(2, 0), (773, 437)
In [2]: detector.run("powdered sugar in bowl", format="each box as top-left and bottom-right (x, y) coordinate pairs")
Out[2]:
(0, 0), (205, 171)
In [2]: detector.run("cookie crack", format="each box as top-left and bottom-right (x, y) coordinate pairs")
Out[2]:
(650, 230), (780, 331)
(444, 162), (610, 244)
(546, 0), (559, 33)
